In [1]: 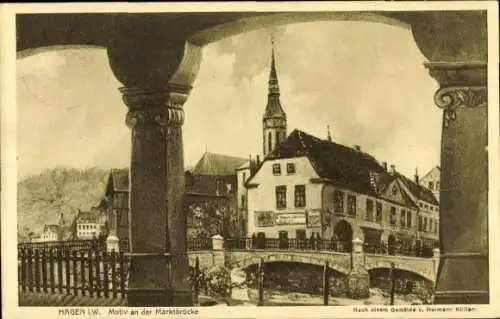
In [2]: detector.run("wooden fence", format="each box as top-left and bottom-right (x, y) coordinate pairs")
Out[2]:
(18, 248), (128, 299)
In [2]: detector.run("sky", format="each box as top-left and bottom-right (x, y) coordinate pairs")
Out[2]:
(16, 21), (442, 181)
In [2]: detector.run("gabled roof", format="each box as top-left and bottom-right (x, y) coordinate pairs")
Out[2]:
(185, 173), (237, 197)
(43, 224), (59, 234)
(191, 152), (247, 176)
(396, 172), (439, 205)
(106, 168), (129, 194)
(264, 129), (387, 195)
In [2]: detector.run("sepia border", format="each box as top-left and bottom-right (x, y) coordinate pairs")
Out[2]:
(2, 1), (499, 318)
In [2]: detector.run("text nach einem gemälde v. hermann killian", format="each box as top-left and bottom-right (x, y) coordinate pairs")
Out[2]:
(353, 305), (477, 313)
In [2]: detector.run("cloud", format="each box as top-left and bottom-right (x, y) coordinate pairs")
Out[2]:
(16, 21), (441, 180)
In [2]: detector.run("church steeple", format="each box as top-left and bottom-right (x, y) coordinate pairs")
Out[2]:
(263, 38), (287, 158)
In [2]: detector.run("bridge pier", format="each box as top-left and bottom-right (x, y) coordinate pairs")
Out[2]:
(346, 238), (370, 299)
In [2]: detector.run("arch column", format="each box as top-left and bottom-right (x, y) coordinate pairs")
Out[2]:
(426, 61), (488, 304)
(106, 37), (202, 306)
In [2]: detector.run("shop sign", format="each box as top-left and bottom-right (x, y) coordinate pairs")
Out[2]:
(255, 211), (275, 227)
(275, 212), (306, 225)
(306, 210), (322, 228)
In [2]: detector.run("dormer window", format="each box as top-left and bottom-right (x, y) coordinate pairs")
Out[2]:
(428, 181), (434, 190)
(272, 163), (281, 175)
(287, 163), (296, 175)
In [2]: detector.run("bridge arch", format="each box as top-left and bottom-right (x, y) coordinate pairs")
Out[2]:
(232, 253), (350, 276)
(365, 260), (435, 282)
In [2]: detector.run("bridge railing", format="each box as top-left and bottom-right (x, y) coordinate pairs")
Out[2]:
(363, 242), (434, 258)
(224, 238), (351, 253)
(18, 238), (106, 253)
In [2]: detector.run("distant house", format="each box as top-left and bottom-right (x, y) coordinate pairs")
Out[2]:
(103, 151), (249, 245)
(32, 224), (61, 242)
(74, 210), (107, 240)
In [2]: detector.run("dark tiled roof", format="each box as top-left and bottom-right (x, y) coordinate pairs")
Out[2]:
(265, 129), (386, 195)
(185, 173), (237, 197)
(106, 168), (129, 194)
(191, 152), (247, 176)
(397, 173), (439, 205)
(75, 211), (101, 223)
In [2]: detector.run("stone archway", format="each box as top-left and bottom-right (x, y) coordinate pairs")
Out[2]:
(334, 220), (353, 253)
(14, 8), (489, 305)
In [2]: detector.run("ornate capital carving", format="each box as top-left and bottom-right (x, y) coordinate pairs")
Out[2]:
(121, 85), (190, 129)
(425, 62), (487, 128)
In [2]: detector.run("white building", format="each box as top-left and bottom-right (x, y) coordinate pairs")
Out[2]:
(75, 210), (106, 239)
(419, 166), (441, 203)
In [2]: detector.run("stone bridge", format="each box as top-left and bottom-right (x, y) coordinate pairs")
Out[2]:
(184, 236), (439, 284)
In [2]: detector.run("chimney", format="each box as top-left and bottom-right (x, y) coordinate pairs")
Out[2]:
(353, 145), (361, 152)
(382, 162), (388, 171)
(327, 126), (332, 142)
(414, 167), (419, 184)
(390, 165), (396, 175)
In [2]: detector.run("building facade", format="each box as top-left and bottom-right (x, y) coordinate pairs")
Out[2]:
(74, 209), (107, 240)
(419, 166), (441, 203)
(246, 130), (440, 252)
(245, 44), (439, 252)
(32, 224), (61, 242)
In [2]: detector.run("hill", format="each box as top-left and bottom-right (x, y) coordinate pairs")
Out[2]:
(17, 167), (109, 241)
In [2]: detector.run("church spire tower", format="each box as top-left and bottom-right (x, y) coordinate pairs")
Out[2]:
(263, 37), (287, 158)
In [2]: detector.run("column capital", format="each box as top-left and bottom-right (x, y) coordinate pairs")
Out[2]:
(121, 85), (190, 129)
(425, 62), (487, 127)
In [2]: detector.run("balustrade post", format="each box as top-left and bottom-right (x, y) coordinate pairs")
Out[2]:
(211, 235), (225, 267)
(346, 238), (369, 299)
(106, 235), (120, 253)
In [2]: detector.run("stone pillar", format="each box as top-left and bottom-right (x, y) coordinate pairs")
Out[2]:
(346, 238), (369, 299)
(106, 234), (120, 253)
(211, 235), (225, 267)
(107, 38), (202, 306)
(426, 62), (488, 304)
(432, 248), (440, 281)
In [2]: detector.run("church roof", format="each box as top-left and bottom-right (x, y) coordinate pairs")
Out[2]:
(191, 152), (247, 176)
(263, 43), (286, 120)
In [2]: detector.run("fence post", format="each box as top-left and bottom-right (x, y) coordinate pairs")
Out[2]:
(27, 248), (34, 292)
(65, 250), (71, 295)
(57, 249), (63, 294)
(323, 261), (329, 305)
(257, 257), (265, 307)
(42, 250), (49, 293)
(102, 251), (110, 298)
(95, 251), (101, 298)
(80, 251), (86, 296)
(72, 251), (78, 296)
(389, 262), (395, 305)
(88, 251), (94, 297)
(34, 250), (41, 293)
(193, 257), (200, 306)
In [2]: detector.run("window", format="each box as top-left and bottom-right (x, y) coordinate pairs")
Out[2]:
(376, 202), (382, 222)
(287, 163), (296, 175)
(242, 172), (246, 183)
(430, 219), (434, 233)
(366, 199), (374, 221)
(400, 210), (406, 227)
(406, 211), (412, 228)
(268, 132), (272, 154)
(276, 186), (287, 209)
(294, 185), (306, 208)
(272, 163), (281, 175)
(390, 207), (397, 225)
(435, 221), (439, 234)
(334, 190), (345, 213)
(419, 203), (423, 208)
(347, 195), (357, 216)
(436, 181), (440, 190)
(418, 216), (423, 231)
(276, 131), (280, 146)
(423, 217), (428, 232)
(428, 181), (434, 190)
(241, 195), (246, 208)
